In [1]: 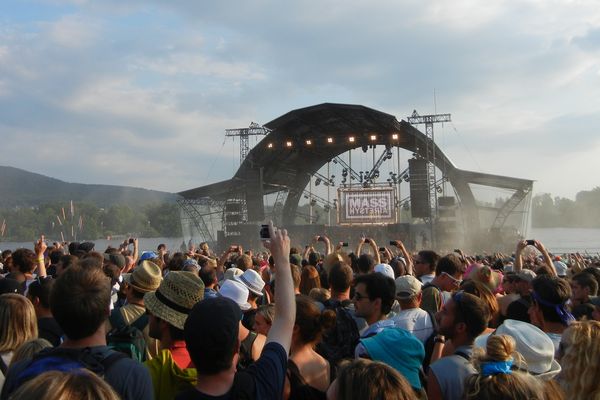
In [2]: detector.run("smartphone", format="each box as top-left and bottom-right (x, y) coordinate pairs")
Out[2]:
(389, 241), (396, 246)
(260, 224), (270, 240)
(379, 247), (386, 252)
(526, 239), (535, 246)
(364, 238), (370, 244)
(129, 238), (135, 244)
(342, 242), (349, 247)
(454, 249), (461, 253)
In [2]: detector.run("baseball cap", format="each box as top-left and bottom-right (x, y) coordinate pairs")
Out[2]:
(514, 269), (537, 283)
(374, 263), (395, 280)
(395, 275), (423, 299)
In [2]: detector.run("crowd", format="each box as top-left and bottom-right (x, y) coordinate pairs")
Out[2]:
(0, 227), (599, 400)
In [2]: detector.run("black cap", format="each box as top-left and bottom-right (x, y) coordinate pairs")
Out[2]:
(184, 297), (241, 366)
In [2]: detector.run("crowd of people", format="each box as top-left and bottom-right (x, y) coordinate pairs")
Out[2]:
(0, 228), (599, 399)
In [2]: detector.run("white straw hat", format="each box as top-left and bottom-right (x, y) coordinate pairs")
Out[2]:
(218, 279), (251, 311)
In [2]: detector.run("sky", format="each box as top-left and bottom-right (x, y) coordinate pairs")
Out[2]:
(1, 0), (599, 201)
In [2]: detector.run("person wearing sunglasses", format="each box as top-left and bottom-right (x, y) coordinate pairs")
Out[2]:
(427, 291), (489, 400)
(420, 254), (464, 315)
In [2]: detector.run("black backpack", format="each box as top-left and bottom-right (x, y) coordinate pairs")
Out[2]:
(316, 299), (360, 371)
(106, 309), (148, 362)
(421, 309), (439, 373)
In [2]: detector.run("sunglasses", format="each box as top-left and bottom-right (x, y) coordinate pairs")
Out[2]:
(353, 291), (369, 301)
(442, 271), (462, 286)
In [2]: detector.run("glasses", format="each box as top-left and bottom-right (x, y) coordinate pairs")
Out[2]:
(442, 271), (462, 286)
(353, 291), (369, 301)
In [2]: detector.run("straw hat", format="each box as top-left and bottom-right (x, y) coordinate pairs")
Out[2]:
(467, 264), (501, 293)
(123, 260), (162, 293)
(144, 271), (205, 330)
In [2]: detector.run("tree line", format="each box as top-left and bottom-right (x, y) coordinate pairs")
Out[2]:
(532, 187), (600, 228)
(0, 202), (182, 241)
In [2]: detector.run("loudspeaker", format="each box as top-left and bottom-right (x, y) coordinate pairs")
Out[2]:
(409, 159), (430, 218)
(438, 196), (456, 207)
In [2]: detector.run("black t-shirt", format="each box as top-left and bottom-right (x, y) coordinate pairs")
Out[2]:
(37, 317), (63, 347)
(176, 342), (287, 400)
(506, 295), (531, 323)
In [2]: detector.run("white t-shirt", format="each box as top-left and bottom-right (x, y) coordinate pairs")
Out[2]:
(391, 307), (434, 343)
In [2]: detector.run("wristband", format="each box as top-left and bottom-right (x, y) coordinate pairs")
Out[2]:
(433, 335), (446, 344)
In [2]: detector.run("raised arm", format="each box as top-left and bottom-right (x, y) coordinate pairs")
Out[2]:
(392, 239), (413, 275)
(34, 235), (47, 278)
(514, 240), (527, 272)
(534, 240), (556, 277)
(367, 238), (381, 264)
(264, 222), (295, 354)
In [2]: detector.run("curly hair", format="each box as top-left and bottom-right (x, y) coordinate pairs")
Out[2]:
(464, 335), (544, 400)
(560, 320), (600, 400)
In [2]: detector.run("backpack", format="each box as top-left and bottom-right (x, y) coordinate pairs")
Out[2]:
(422, 309), (439, 373)
(11, 347), (126, 389)
(106, 309), (148, 362)
(316, 299), (360, 371)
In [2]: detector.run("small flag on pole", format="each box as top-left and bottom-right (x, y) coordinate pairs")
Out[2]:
(62, 207), (66, 221)
(0, 219), (5, 237)
(70, 201), (74, 218)
(56, 215), (63, 226)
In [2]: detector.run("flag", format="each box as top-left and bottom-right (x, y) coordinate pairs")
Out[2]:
(70, 200), (74, 218)
(56, 215), (63, 226)
(60, 231), (65, 242)
(78, 215), (83, 231)
(0, 219), (5, 236)
(61, 207), (66, 221)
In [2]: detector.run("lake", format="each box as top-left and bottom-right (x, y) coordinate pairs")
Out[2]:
(2, 228), (600, 254)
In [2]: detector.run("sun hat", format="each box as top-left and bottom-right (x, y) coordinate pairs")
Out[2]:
(184, 297), (241, 367)
(467, 264), (501, 293)
(218, 279), (251, 311)
(219, 267), (243, 286)
(360, 328), (425, 389)
(123, 260), (162, 293)
(144, 271), (205, 330)
(395, 275), (423, 299)
(482, 319), (561, 380)
(514, 269), (537, 283)
(235, 269), (265, 296)
(374, 263), (395, 280)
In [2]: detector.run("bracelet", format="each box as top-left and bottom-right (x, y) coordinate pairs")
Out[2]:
(434, 335), (446, 344)
(37, 257), (44, 262)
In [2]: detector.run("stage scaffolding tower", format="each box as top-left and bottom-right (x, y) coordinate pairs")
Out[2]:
(407, 110), (451, 248)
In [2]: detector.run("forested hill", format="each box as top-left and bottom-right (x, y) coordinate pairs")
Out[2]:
(0, 166), (178, 209)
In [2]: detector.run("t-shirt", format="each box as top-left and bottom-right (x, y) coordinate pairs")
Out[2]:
(175, 342), (287, 400)
(0, 346), (153, 400)
(429, 345), (476, 400)
(391, 308), (434, 343)
(506, 296), (531, 323)
(37, 317), (63, 347)
(420, 284), (443, 315)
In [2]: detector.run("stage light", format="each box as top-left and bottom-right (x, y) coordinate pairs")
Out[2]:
(267, 143), (274, 149)
(362, 145), (368, 153)
(392, 133), (399, 140)
(286, 141), (293, 147)
(348, 136), (355, 143)
(305, 139), (312, 145)
(327, 137), (333, 143)
(370, 134), (377, 141)
(315, 178), (321, 186)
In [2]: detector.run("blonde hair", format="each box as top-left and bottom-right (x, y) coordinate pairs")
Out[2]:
(308, 287), (331, 303)
(335, 359), (414, 400)
(0, 294), (37, 353)
(560, 320), (600, 400)
(464, 335), (544, 400)
(9, 370), (120, 400)
(10, 338), (52, 366)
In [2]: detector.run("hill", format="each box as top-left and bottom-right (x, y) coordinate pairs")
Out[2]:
(0, 166), (178, 209)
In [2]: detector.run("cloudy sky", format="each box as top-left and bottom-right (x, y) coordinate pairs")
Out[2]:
(1, 0), (599, 200)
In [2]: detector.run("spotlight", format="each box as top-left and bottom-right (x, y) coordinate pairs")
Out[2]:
(362, 145), (368, 153)
(305, 139), (312, 145)
(315, 178), (321, 186)
(327, 137), (333, 143)
(348, 136), (355, 143)
(310, 199), (317, 206)
(392, 133), (399, 140)
(267, 143), (273, 149)
(286, 141), (292, 147)
(370, 134), (377, 141)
